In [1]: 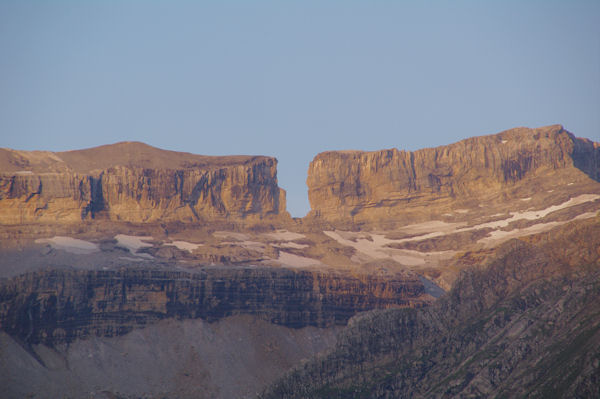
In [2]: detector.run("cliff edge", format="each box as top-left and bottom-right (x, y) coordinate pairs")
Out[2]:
(306, 125), (599, 227)
(0, 142), (288, 224)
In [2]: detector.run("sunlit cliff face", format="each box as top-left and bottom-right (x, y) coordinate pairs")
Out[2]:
(306, 125), (599, 227)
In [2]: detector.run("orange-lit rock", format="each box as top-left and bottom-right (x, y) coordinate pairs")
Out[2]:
(306, 125), (599, 227)
(0, 142), (288, 224)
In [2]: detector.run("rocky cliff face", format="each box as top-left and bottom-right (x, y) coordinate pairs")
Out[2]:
(262, 216), (600, 398)
(307, 125), (599, 226)
(2, 126), (599, 398)
(0, 142), (287, 224)
(0, 267), (428, 347)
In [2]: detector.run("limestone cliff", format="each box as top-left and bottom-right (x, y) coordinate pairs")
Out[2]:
(0, 142), (287, 224)
(0, 267), (428, 346)
(307, 125), (600, 226)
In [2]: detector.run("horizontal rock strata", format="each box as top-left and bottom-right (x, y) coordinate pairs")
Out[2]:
(0, 142), (287, 224)
(307, 125), (599, 227)
(0, 267), (428, 346)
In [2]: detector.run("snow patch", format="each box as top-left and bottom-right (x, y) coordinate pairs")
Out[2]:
(478, 210), (598, 246)
(277, 251), (322, 268)
(325, 194), (599, 263)
(324, 231), (388, 259)
(324, 231), (453, 266)
(274, 242), (309, 249)
(35, 236), (99, 255)
(479, 222), (562, 246)
(394, 220), (466, 235)
(114, 235), (154, 258)
(573, 211), (599, 220)
(469, 194), (600, 230)
(170, 241), (202, 252)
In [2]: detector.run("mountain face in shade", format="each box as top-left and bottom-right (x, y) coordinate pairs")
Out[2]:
(0, 267), (429, 346)
(261, 216), (600, 399)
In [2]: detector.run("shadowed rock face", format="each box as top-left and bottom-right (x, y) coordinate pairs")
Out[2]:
(262, 216), (600, 399)
(0, 142), (287, 224)
(306, 125), (599, 227)
(0, 267), (428, 347)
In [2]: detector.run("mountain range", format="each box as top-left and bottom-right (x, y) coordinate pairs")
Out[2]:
(0, 124), (598, 398)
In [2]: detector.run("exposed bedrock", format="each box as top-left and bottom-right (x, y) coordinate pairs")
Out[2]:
(261, 217), (600, 399)
(2, 125), (598, 228)
(306, 125), (600, 226)
(0, 267), (428, 346)
(0, 142), (287, 224)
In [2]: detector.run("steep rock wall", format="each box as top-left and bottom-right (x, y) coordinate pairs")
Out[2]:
(0, 143), (287, 224)
(0, 267), (428, 346)
(307, 125), (600, 226)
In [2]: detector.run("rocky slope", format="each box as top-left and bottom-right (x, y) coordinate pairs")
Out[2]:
(0, 316), (342, 399)
(261, 216), (600, 398)
(0, 142), (287, 224)
(307, 125), (599, 227)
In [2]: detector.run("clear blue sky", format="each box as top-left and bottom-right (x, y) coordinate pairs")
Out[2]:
(1, 1), (599, 216)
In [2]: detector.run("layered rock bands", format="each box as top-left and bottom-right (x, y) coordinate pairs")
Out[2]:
(307, 125), (599, 226)
(0, 142), (287, 224)
(0, 267), (427, 346)
(2, 125), (599, 227)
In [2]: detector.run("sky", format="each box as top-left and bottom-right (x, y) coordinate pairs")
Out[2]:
(1, 1), (599, 217)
